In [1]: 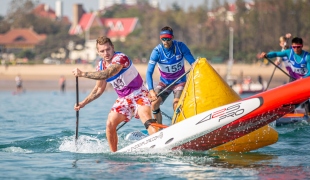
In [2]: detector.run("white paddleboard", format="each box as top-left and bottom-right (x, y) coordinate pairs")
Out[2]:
(118, 97), (261, 153)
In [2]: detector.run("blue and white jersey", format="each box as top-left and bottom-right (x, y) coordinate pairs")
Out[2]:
(156, 41), (185, 82)
(146, 40), (195, 90)
(283, 49), (308, 79)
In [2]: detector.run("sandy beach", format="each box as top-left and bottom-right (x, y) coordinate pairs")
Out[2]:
(0, 62), (289, 92)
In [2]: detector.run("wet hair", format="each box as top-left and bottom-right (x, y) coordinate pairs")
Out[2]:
(292, 37), (303, 45)
(96, 36), (114, 49)
(161, 26), (173, 33)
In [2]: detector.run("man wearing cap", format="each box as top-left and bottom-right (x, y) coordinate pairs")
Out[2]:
(146, 26), (196, 125)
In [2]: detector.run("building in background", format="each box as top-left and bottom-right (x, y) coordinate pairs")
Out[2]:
(99, 0), (137, 9)
(0, 28), (46, 53)
(31, 0), (70, 24)
(68, 8), (140, 62)
(99, 0), (159, 10)
(0, 27), (46, 61)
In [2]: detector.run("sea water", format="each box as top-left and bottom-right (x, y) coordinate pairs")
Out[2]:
(1, 90), (310, 179)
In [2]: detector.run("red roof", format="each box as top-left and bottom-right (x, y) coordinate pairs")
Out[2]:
(0, 28), (46, 45)
(69, 12), (138, 39)
(32, 4), (57, 19)
(69, 13), (97, 35)
(32, 4), (71, 24)
(101, 17), (138, 37)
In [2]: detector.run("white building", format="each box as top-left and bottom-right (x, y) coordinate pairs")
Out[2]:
(99, 0), (159, 9)
(99, 0), (137, 9)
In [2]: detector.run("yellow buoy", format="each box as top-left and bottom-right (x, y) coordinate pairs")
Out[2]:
(172, 58), (278, 152)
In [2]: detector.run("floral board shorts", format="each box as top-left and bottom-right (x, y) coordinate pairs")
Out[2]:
(111, 86), (151, 122)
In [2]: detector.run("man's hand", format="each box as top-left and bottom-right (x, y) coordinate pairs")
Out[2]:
(275, 58), (281, 66)
(257, 52), (267, 59)
(74, 101), (85, 111)
(285, 33), (292, 39)
(72, 68), (83, 77)
(149, 90), (158, 102)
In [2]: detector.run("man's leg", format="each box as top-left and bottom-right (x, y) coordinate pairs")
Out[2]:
(173, 98), (179, 111)
(106, 111), (127, 152)
(152, 86), (171, 125)
(138, 105), (158, 135)
(173, 90), (183, 111)
(151, 97), (163, 124)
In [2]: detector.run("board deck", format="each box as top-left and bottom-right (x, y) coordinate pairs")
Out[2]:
(118, 97), (276, 152)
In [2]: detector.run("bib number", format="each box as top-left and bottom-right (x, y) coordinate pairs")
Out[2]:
(164, 62), (182, 73)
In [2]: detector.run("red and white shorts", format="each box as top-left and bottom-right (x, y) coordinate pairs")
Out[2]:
(111, 86), (151, 122)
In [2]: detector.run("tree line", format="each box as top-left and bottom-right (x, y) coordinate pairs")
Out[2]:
(0, 0), (310, 64)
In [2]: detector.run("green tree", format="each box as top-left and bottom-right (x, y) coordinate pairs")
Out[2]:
(17, 49), (35, 60)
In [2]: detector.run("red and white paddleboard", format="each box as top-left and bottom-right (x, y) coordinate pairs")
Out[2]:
(118, 77), (310, 153)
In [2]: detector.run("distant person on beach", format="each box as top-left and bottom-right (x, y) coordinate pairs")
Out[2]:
(257, 75), (263, 85)
(15, 74), (23, 93)
(146, 26), (196, 125)
(72, 36), (158, 152)
(59, 75), (66, 93)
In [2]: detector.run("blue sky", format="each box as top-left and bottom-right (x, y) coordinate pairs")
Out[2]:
(0, 0), (238, 21)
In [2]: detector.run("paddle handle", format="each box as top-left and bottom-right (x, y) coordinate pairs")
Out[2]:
(75, 77), (79, 141)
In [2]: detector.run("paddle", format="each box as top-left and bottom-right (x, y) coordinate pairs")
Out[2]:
(75, 77), (79, 142)
(264, 57), (295, 80)
(116, 68), (192, 131)
(264, 66), (276, 91)
(264, 36), (291, 91)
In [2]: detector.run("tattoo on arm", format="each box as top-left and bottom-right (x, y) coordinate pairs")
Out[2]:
(83, 64), (122, 80)
(84, 86), (102, 104)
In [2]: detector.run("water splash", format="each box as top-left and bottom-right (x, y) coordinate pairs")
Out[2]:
(2, 146), (32, 153)
(59, 135), (110, 153)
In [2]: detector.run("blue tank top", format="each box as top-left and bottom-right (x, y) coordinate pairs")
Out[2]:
(155, 40), (186, 84)
(282, 49), (308, 79)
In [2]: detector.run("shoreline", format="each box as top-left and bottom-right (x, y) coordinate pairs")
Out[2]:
(0, 63), (288, 92)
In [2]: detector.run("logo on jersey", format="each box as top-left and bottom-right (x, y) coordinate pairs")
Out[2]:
(176, 55), (182, 60)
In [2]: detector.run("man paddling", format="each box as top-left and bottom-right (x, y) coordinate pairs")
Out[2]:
(258, 37), (310, 80)
(258, 37), (310, 114)
(72, 36), (158, 152)
(146, 26), (196, 125)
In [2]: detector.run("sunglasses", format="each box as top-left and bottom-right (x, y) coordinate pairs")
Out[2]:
(292, 45), (302, 49)
(161, 38), (172, 42)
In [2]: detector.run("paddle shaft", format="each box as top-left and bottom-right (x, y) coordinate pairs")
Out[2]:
(264, 37), (292, 91)
(265, 66), (276, 91)
(265, 57), (295, 80)
(75, 77), (79, 141)
(156, 68), (191, 97)
(116, 68), (191, 131)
